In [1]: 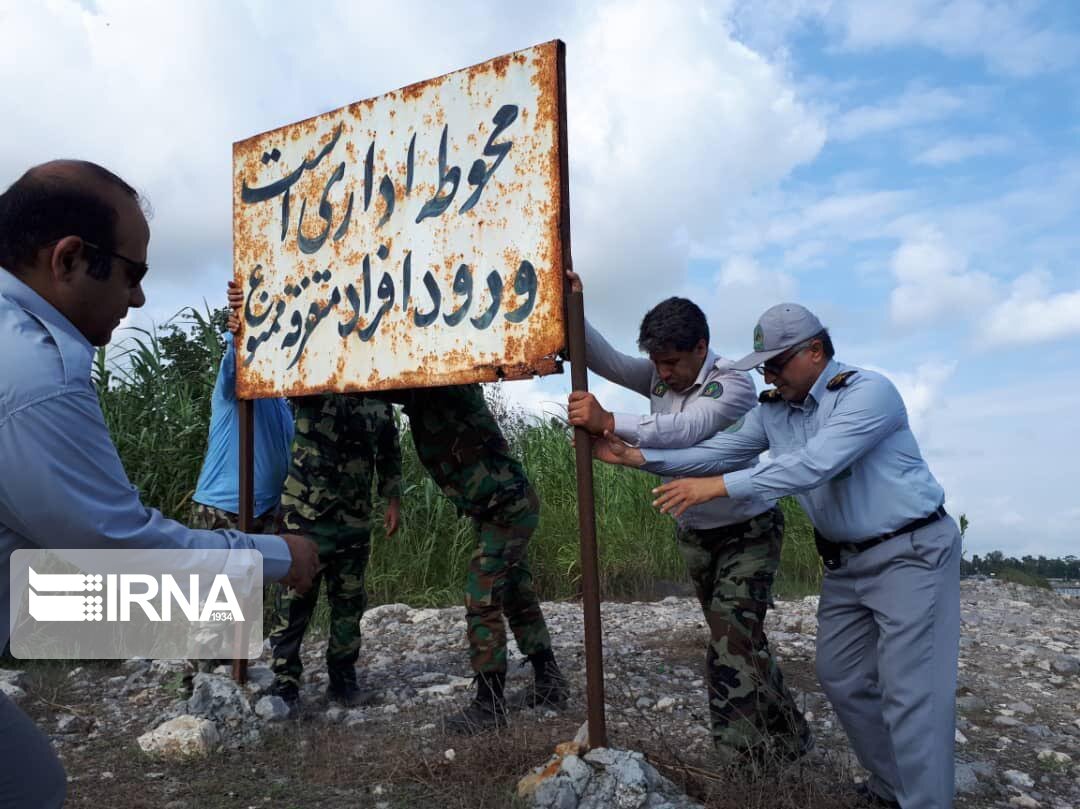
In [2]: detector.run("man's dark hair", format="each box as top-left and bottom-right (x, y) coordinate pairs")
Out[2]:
(637, 297), (710, 354)
(812, 328), (835, 358)
(0, 160), (139, 279)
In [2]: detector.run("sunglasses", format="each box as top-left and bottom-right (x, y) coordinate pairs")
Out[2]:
(753, 339), (814, 377)
(81, 240), (148, 289)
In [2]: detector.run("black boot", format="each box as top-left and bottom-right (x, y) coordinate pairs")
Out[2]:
(444, 671), (508, 735)
(511, 650), (569, 709)
(326, 666), (375, 707)
(269, 679), (301, 717)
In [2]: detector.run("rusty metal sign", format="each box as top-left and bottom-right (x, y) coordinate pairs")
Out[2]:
(232, 41), (566, 398)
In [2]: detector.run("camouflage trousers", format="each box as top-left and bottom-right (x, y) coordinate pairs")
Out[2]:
(268, 395), (391, 687)
(677, 507), (809, 760)
(186, 503), (276, 680)
(384, 384), (553, 674)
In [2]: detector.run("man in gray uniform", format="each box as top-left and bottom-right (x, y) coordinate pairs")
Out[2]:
(566, 271), (811, 764)
(592, 303), (960, 809)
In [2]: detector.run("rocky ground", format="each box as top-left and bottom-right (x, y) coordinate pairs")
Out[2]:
(3, 578), (1078, 808)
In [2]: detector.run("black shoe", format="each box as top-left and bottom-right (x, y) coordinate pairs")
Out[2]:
(721, 721), (815, 771)
(326, 667), (376, 707)
(511, 650), (569, 709)
(269, 680), (301, 717)
(853, 783), (901, 808)
(445, 672), (508, 735)
(776, 719), (815, 763)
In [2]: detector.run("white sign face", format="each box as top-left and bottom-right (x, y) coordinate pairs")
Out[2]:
(233, 41), (567, 398)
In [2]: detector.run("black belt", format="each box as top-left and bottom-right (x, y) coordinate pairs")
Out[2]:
(816, 506), (947, 570)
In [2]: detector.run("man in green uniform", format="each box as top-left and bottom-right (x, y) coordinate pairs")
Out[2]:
(268, 394), (402, 710)
(391, 384), (567, 733)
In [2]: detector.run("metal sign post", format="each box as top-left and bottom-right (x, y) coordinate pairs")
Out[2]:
(231, 398), (254, 684)
(557, 41), (607, 749)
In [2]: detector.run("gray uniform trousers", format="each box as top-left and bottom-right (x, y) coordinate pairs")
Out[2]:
(0, 691), (66, 808)
(815, 516), (961, 809)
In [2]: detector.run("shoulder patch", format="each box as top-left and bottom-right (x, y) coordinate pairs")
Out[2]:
(701, 381), (724, 399)
(826, 370), (858, 391)
(652, 381), (668, 397)
(758, 388), (783, 403)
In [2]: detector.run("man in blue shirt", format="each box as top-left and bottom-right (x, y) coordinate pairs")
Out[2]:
(191, 298), (295, 532)
(591, 303), (960, 809)
(184, 293), (297, 691)
(564, 270), (811, 765)
(0, 160), (319, 809)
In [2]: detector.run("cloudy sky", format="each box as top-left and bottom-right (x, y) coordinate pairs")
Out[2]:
(3, 0), (1078, 559)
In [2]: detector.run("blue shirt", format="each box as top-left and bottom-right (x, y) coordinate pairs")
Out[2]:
(192, 341), (294, 517)
(584, 320), (773, 529)
(0, 271), (292, 649)
(641, 359), (946, 543)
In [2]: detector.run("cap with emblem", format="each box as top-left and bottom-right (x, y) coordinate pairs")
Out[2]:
(729, 303), (824, 371)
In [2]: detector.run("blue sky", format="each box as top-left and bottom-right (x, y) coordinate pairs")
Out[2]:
(2, 0), (1077, 559)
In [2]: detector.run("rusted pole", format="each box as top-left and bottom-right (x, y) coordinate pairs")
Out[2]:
(566, 291), (608, 749)
(557, 40), (607, 749)
(232, 396), (254, 684)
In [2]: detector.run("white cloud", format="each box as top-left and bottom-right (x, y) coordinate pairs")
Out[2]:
(913, 134), (1013, 165)
(916, 371), (1080, 558)
(888, 228), (995, 327)
(567, 0), (825, 325)
(825, 0), (1080, 77)
(704, 255), (798, 352)
(831, 86), (968, 142)
(978, 271), (1080, 347)
(867, 360), (956, 438)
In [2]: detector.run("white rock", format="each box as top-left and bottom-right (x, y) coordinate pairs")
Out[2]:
(1004, 770), (1035, 788)
(955, 729), (968, 744)
(408, 608), (441, 624)
(1037, 750), (1072, 765)
(56, 714), (93, 734)
(1008, 796), (1040, 808)
(561, 754), (592, 797)
(0, 681), (26, 701)
(0, 669), (27, 688)
(242, 665), (275, 693)
(149, 660), (187, 676)
(444, 748), (456, 762)
(585, 748), (618, 767)
(137, 716), (219, 758)
(187, 674), (250, 721)
(254, 696), (290, 721)
(655, 697), (675, 712)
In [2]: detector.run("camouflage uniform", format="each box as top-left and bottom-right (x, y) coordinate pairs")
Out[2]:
(676, 506), (810, 761)
(268, 394), (401, 688)
(386, 384), (553, 674)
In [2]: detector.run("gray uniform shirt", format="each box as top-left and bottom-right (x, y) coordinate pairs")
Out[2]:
(584, 321), (773, 529)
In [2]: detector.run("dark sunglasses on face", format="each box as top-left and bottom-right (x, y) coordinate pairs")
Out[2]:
(81, 240), (148, 289)
(754, 339), (813, 376)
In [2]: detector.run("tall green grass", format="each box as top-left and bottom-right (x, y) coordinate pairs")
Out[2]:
(95, 309), (821, 607)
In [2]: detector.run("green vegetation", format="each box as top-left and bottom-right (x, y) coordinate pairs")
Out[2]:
(964, 547), (1079, 581)
(995, 566), (1053, 590)
(94, 308), (822, 607)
